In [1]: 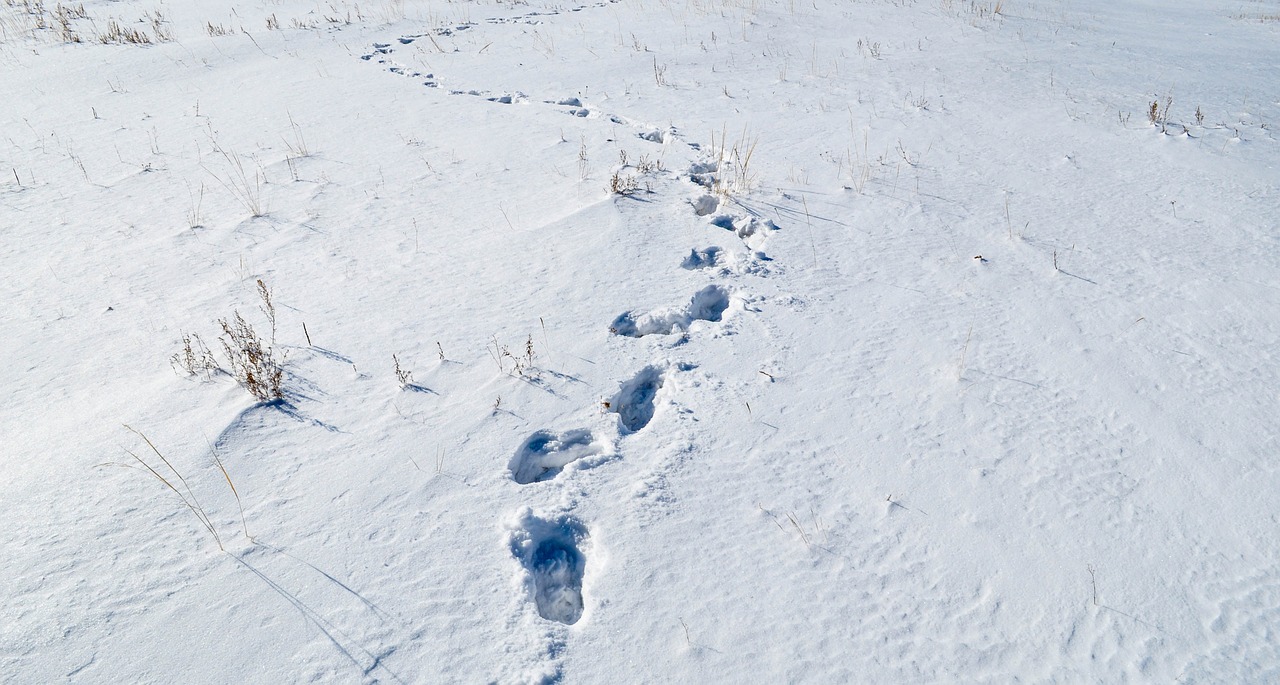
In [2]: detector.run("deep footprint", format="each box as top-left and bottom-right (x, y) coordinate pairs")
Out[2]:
(509, 429), (607, 484)
(610, 285), (731, 337)
(681, 246), (725, 270)
(509, 511), (589, 625)
(609, 365), (666, 433)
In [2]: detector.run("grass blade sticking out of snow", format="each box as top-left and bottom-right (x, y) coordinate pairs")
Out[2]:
(123, 425), (223, 551)
(208, 437), (250, 541)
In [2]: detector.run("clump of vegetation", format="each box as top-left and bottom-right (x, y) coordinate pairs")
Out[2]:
(709, 127), (758, 200)
(609, 150), (663, 196)
(1147, 95), (1173, 131)
(173, 279), (285, 403)
(488, 334), (539, 377)
(393, 354), (413, 388)
(170, 333), (219, 379)
(608, 170), (640, 195)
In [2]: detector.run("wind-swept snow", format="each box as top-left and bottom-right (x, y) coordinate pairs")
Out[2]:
(3, 0), (1279, 681)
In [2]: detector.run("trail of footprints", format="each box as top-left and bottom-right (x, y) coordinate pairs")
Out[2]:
(361, 1), (784, 647)
(360, 2), (691, 154)
(501, 227), (759, 631)
(359, 4), (784, 275)
(505, 271), (750, 629)
(361, 0), (621, 107)
(505, 361), (671, 627)
(502, 277), (752, 631)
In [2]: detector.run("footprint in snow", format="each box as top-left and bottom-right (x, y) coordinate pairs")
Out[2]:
(709, 214), (777, 251)
(681, 246), (724, 270)
(690, 194), (719, 217)
(687, 161), (718, 187)
(638, 128), (669, 144)
(508, 510), (590, 625)
(509, 429), (610, 484)
(607, 365), (667, 433)
(609, 285), (732, 338)
(682, 246), (772, 276)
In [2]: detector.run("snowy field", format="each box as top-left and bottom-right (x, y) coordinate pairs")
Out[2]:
(3, 0), (1279, 681)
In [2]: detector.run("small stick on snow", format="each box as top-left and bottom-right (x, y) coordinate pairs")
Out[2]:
(886, 494), (926, 516)
(957, 325), (973, 380)
(802, 195), (818, 269)
(1087, 564), (1099, 606)
(1005, 193), (1012, 240)
(540, 317), (553, 364)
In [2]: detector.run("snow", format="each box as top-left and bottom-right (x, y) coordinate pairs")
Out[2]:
(2, 0), (1278, 682)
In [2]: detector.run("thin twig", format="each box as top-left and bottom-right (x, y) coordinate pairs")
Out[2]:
(957, 325), (974, 380)
(1087, 564), (1098, 606)
(802, 195), (818, 269)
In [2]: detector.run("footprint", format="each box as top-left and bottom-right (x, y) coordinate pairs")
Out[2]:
(690, 194), (719, 216)
(550, 100), (592, 117)
(709, 214), (777, 250)
(609, 285), (732, 338)
(687, 161), (718, 188)
(685, 246), (772, 276)
(638, 128), (669, 143)
(508, 510), (589, 625)
(608, 365), (666, 433)
(509, 429), (610, 484)
(681, 246), (724, 270)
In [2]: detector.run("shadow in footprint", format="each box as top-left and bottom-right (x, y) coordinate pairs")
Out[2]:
(508, 510), (589, 625)
(610, 285), (731, 338)
(609, 365), (666, 433)
(509, 429), (608, 484)
(687, 284), (731, 321)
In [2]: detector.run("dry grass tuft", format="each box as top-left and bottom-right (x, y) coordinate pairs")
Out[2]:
(174, 279), (285, 402)
(217, 280), (283, 402)
(710, 126), (758, 200)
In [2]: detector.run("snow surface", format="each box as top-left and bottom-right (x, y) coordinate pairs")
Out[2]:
(3, 0), (1279, 681)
